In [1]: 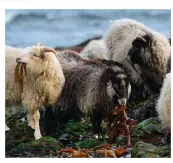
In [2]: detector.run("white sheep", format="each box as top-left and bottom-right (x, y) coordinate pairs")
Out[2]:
(5, 43), (65, 139)
(156, 72), (171, 133)
(80, 39), (108, 60)
(104, 18), (171, 98)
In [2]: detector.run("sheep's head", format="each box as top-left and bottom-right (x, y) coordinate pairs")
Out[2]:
(127, 34), (169, 91)
(16, 43), (57, 76)
(105, 68), (131, 105)
(127, 34), (151, 65)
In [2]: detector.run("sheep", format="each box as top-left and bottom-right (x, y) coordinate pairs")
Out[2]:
(156, 72), (171, 140)
(104, 18), (171, 99)
(167, 55), (171, 73)
(45, 50), (131, 137)
(80, 39), (108, 60)
(5, 43), (65, 139)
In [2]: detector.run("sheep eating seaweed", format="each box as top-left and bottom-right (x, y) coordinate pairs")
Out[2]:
(6, 43), (65, 139)
(45, 50), (131, 138)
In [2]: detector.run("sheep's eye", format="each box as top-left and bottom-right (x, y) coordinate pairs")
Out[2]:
(113, 84), (118, 89)
(33, 53), (39, 57)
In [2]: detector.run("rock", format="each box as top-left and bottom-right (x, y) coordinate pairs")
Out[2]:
(131, 142), (171, 158)
(115, 135), (126, 146)
(74, 138), (107, 149)
(7, 136), (64, 157)
(127, 94), (158, 122)
(131, 117), (163, 137)
(54, 36), (102, 52)
(59, 134), (70, 145)
(6, 104), (26, 117)
(137, 117), (163, 135)
(6, 113), (34, 155)
(64, 119), (92, 140)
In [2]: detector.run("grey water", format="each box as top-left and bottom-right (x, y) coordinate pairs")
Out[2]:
(5, 9), (171, 48)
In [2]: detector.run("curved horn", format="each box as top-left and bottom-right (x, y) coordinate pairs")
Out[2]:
(36, 42), (41, 47)
(136, 36), (147, 43)
(40, 47), (56, 55)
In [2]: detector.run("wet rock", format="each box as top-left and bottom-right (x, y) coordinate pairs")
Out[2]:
(73, 138), (107, 149)
(137, 117), (163, 135)
(59, 134), (70, 145)
(131, 117), (163, 137)
(54, 36), (102, 52)
(7, 136), (64, 157)
(6, 113), (34, 155)
(64, 119), (92, 140)
(131, 142), (171, 158)
(127, 94), (159, 122)
(115, 135), (126, 146)
(6, 104), (26, 117)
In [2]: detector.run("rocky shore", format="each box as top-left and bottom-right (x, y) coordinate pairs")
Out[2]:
(5, 91), (170, 158)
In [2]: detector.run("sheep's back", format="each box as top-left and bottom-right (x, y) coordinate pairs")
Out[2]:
(80, 39), (108, 60)
(104, 18), (170, 62)
(59, 64), (107, 115)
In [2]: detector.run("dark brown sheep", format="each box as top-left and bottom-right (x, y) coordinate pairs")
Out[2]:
(45, 50), (131, 137)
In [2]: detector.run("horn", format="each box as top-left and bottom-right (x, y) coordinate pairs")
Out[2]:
(136, 36), (147, 43)
(40, 47), (56, 55)
(36, 42), (41, 47)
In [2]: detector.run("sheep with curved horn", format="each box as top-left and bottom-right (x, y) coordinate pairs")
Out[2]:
(5, 43), (65, 139)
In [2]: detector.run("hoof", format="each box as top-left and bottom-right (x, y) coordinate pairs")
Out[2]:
(35, 134), (42, 140)
(5, 125), (10, 131)
(93, 134), (99, 139)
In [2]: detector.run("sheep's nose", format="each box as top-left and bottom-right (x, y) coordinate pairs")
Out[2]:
(118, 98), (127, 105)
(16, 57), (21, 63)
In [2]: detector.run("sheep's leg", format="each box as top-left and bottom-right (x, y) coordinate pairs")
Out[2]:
(91, 109), (103, 138)
(28, 111), (35, 129)
(33, 110), (42, 140)
(44, 106), (57, 135)
(96, 111), (103, 138)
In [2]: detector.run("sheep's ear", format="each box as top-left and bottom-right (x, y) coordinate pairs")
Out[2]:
(132, 34), (150, 48)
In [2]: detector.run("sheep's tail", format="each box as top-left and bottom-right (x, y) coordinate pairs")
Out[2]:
(14, 63), (27, 95)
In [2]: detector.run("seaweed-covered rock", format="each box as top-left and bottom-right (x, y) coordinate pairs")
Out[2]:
(115, 135), (126, 146)
(7, 136), (64, 157)
(6, 113), (34, 155)
(131, 117), (163, 137)
(127, 94), (159, 122)
(59, 119), (107, 149)
(131, 142), (171, 158)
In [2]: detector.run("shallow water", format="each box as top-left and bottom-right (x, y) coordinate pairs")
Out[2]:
(5, 9), (171, 48)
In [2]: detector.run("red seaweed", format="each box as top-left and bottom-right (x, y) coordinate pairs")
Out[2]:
(107, 105), (137, 147)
